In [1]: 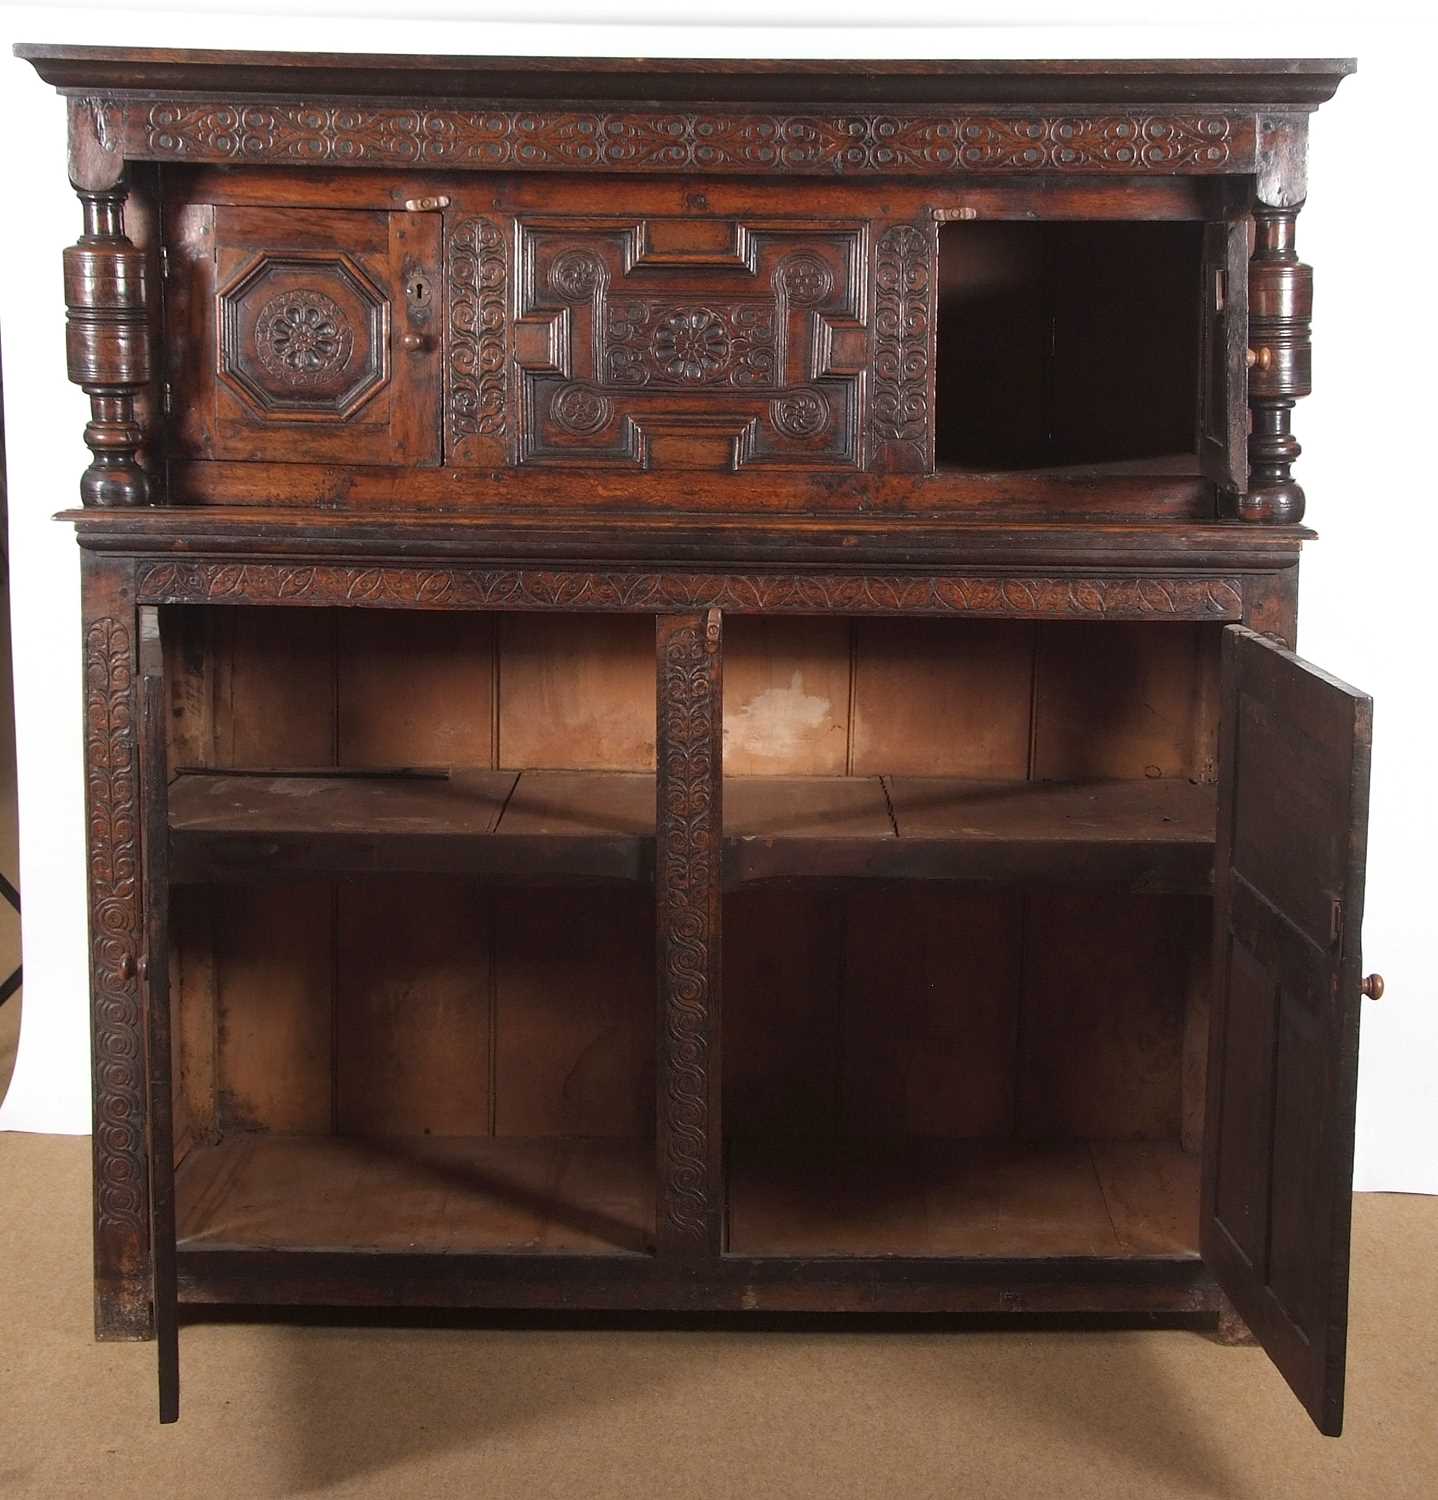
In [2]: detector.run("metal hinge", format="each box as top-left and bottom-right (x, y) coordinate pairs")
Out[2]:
(158, 245), (170, 280)
(1330, 896), (1345, 946)
(162, 383), (174, 416)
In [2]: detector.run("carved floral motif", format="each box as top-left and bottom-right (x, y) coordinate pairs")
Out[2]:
(255, 290), (351, 382)
(549, 249), (604, 300)
(657, 616), (721, 1246)
(551, 383), (613, 435)
(770, 389), (830, 438)
(138, 102), (1239, 176)
(779, 253), (834, 306)
(135, 562), (1246, 620)
(85, 617), (147, 1237)
(871, 223), (934, 466)
(605, 301), (777, 389)
(447, 216), (508, 443)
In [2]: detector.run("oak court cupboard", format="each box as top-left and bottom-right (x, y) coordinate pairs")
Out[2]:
(14, 44), (1377, 1434)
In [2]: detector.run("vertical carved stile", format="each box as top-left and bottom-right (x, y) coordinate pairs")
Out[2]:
(65, 181), (152, 506)
(446, 214), (510, 464)
(85, 608), (151, 1336)
(870, 221), (935, 472)
(1242, 205), (1312, 522)
(655, 610), (724, 1257)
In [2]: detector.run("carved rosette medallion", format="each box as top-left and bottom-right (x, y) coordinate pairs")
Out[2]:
(85, 617), (146, 1238)
(654, 309), (731, 382)
(770, 389), (830, 438)
(549, 249), (604, 300)
(605, 300), (777, 390)
(779, 252), (834, 306)
(552, 383), (613, 435)
(254, 290), (352, 383)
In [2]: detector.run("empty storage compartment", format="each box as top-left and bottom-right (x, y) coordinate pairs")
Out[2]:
(170, 877), (656, 1255)
(936, 220), (1205, 472)
(162, 604), (658, 1257)
(719, 613), (1223, 1259)
(724, 885), (1210, 1257)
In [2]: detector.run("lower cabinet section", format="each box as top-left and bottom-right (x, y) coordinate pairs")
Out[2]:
(169, 877), (1208, 1266)
(124, 603), (1371, 1437)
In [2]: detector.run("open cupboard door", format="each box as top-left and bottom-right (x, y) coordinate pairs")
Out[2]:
(139, 608), (179, 1423)
(1203, 625), (1373, 1436)
(1197, 217), (1249, 496)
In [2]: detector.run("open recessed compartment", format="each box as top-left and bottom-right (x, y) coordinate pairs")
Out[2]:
(720, 613), (1223, 1261)
(165, 606), (659, 1260)
(935, 219), (1206, 474)
(162, 605), (1223, 1265)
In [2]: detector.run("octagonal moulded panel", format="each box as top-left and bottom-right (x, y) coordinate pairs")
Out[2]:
(218, 253), (391, 422)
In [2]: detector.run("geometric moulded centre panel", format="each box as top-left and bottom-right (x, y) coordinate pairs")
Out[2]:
(218, 252), (390, 421)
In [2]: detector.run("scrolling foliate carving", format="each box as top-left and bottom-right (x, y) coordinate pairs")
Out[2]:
(135, 562), (1246, 621)
(137, 102), (1239, 176)
(85, 617), (147, 1237)
(447, 216), (509, 455)
(871, 223), (934, 471)
(656, 615), (721, 1249)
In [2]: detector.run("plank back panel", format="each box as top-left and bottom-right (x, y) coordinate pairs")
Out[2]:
(724, 890), (843, 1139)
(1018, 891), (1198, 1141)
(335, 876), (491, 1137)
(336, 611), (495, 767)
(841, 887), (1022, 1138)
(723, 616), (851, 776)
(492, 887), (655, 1138)
(214, 882), (334, 1133)
(1032, 622), (1220, 781)
(849, 619), (1034, 777)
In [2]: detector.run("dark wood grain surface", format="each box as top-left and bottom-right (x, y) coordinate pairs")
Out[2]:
(16, 45), (1367, 1437)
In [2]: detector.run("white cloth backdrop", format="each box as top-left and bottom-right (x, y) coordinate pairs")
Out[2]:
(0, 3), (1433, 1192)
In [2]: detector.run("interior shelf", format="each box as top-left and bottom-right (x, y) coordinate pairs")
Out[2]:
(176, 1134), (654, 1256)
(727, 1140), (1200, 1259)
(169, 770), (1215, 889)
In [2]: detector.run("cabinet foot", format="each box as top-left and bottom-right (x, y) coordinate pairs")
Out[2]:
(95, 1287), (154, 1343)
(1213, 1293), (1256, 1346)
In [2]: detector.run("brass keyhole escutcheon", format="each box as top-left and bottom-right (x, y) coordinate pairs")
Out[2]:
(406, 276), (431, 307)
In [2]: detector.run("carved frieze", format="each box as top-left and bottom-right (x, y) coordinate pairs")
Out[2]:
(136, 102), (1241, 176)
(136, 562), (1247, 620)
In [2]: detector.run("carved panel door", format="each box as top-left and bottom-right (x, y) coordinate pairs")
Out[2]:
(1202, 625), (1373, 1436)
(167, 204), (441, 466)
(448, 213), (884, 473)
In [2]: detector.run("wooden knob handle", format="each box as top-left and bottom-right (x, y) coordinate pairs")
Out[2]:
(1361, 974), (1385, 1001)
(1246, 346), (1274, 372)
(401, 333), (428, 352)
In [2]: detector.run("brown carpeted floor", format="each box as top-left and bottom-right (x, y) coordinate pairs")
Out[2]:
(0, 1132), (1434, 1500)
